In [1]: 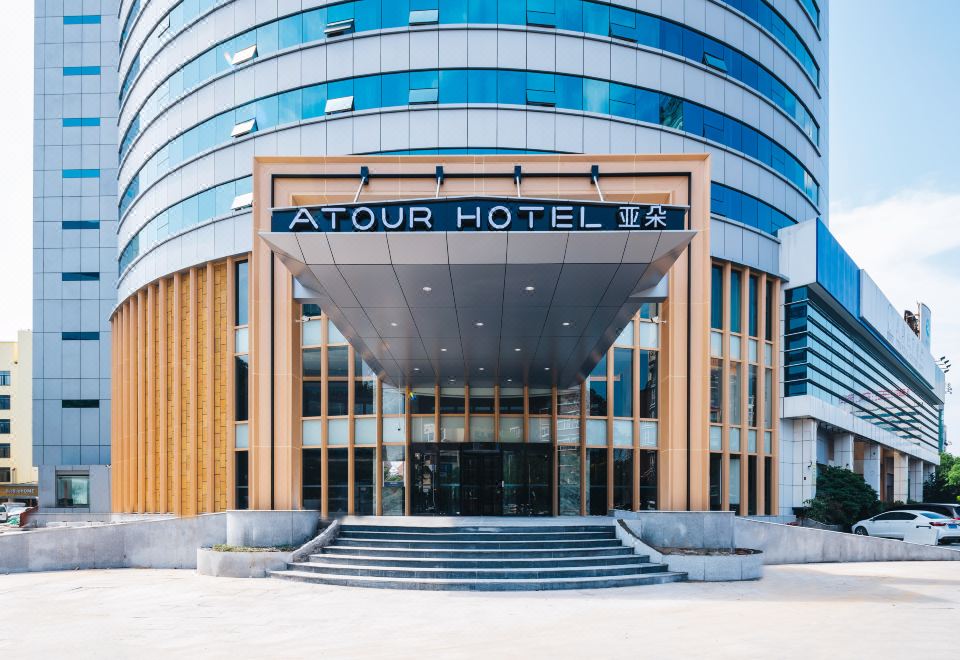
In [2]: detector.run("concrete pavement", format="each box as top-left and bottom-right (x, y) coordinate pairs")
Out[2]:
(2, 562), (958, 658)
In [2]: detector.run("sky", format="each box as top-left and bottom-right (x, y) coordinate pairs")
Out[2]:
(0, 2), (956, 438)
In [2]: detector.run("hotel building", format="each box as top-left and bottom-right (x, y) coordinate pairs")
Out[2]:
(34, 0), (945, 516)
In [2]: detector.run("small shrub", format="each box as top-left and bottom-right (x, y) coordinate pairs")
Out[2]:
(805, 466), (880, 530)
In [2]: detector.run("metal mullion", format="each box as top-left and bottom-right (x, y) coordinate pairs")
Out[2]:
(606, 347), (614, 514)
(320, 313), (329, 519)
(376, 377), (383, 516)
(580, 380), (587, 516)
(632, 313), (641, 512)
(404, 385), (412, 515)
(551, 384), (559, 516)
(464, 384), (470, 443)
(757, 274), (768, 514)
(347, 344), (356, 514)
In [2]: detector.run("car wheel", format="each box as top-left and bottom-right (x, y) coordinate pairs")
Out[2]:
(854, 526), (868, 536)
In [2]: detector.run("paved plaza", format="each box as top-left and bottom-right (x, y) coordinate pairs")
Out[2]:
(2, 562), (958, 658)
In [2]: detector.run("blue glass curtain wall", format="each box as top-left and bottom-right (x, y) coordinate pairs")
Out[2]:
(119, 67), (819, 219)
(119, 0), (819, 161)
(783, 287), (941, 449)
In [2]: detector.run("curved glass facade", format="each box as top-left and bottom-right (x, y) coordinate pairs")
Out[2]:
(119, 0), (819, 163)
(119, 67), (819, 218)
(722, 0), (820, 83)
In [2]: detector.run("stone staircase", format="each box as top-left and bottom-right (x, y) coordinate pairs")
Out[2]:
(269, 522), (686, 591)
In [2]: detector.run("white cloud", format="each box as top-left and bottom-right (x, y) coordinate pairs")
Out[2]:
(830, 190), (960, 452)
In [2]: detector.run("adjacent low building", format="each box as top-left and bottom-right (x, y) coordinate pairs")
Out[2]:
(0, 331), (38, 505)
(778, 221), (944, 512)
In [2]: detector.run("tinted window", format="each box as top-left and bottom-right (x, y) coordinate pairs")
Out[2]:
(920, 512), (948, 519)
(872, 512), (899, 521)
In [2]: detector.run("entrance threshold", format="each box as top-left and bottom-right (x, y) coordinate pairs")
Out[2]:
(338, 515), (614, 528)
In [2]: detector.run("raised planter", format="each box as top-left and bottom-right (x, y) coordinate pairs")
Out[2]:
(196, 547), (293, 579)
(658, 548), (763, 581)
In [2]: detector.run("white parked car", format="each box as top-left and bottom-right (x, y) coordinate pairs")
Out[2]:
(853, 510), (960, 544)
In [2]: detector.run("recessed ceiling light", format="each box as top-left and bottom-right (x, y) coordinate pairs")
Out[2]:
(524, 285), (536, 292)
(561, 321), (571, 327)
(440, 347), (447, 352)
(422, 286), (432, 292)
(478, 367), (485, 372)
(390, 322), (398, 327)
(413, 367), (420, 372)
(448, 377), (455, 382)
(514, 347), (521, 352)
(506, 378), (512, 382)
(544, 367), (550, 371)
(475, 321), (484, 327)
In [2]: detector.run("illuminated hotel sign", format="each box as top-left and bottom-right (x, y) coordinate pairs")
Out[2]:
(272, 197), (687, 233)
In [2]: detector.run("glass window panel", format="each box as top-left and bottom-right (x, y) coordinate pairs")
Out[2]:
(748, 429), (758, 453)
(302, 381), (322, 417)
(235, 423), (249, 449)
(613, 419), (633, 446)
(328, 419), (349, 446)
(586, 419), (607, 446)
(639, 322), (658, 349)
(328, 346), (349, 377)
(383, 385), (405, 416)
(749, 275), (759, 336)
(730, 269), (742, 333)
(354, 418), (377, 445)
(382, 416), (406, 443)
(729, 362), (742, 425)
(613, 348), (633, 418)
(766, 280), (775, 341)
(327, 381), (349, 416)
(589, 380), (608, 417)
(557, 387), (581, 417)
(729, 456), (741, 508)
(235, 355), (249, 421)
(529, 389), (552, 416)
(558, 447), (581, 516)
(640, 421), (658, 448)
(730, 427), (741, 452)
(764, 342), (773, 366)
(709, 425), (722, 451)
(711, 264), (723, 329)
(749, 339), (759, 363)
(764, 368), (773, 428)
(354, 353), (376, 378)
(764, 431), (772, 454)
(470, 416), (495, 442)
(527, 417), (552, 443)
(302, 348), (322, 377)
(730, 335), (742, 360)
(439, 388), (466, 414)
(748, 365), (759, 427)
(440, 416), (465, 442)
(499, 416), (523, 443)
(638, 350), (657, 419)
(556, 416), (580, 444)
(235, 261), (249, 325)
(709, 358), (722, 424)
(499, 388), (524, 414)
(469, 388), (495, 414)
(710, 453), (723, 511)
(410, 388), (435, 414)
(710, 330), (723, 357)
(411, 416), (436, 442)
(235, 327), (248, 354)
(616, 321), (634, 345)
(354, 380), (376, 415)
(302, 420), (322, 447)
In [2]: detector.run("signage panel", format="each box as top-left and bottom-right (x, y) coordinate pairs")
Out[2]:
(271, 197), (687, 233)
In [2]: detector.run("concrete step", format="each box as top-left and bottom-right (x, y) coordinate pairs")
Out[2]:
(309, 553), (652, 569)
(332, 537), (618, 550)
(269, 570), (687, 591)
(338, 530), (616, 542)
(339, 524), (615, 534)
(320, 545), (633, 559)
(287, 561), (669, 580)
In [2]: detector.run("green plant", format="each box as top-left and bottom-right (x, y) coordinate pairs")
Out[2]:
(805, 465), (881, 530)
(924, 452), (960, 504)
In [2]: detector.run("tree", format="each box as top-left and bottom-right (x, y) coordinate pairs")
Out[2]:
(806, 465), (880, 530)
(924, 452), (960, 503)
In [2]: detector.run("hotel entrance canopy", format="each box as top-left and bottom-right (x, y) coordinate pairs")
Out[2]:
(260, 195), (694, 389)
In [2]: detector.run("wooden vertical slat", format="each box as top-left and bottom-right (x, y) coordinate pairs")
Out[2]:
(205, 263), (216, 513)
(127, 296), (137, 512)
(137, 290), (146, 512)
(172, 273), (183, 516)
(159, 279), (169, 512)
(347, 344), (355, 514)
(225, 258), (236, 510)
(146, 285), (156, 512)
(188, 268), (199, 516)
(320, 313), (329, 519)
(579, 380), (587, 516)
